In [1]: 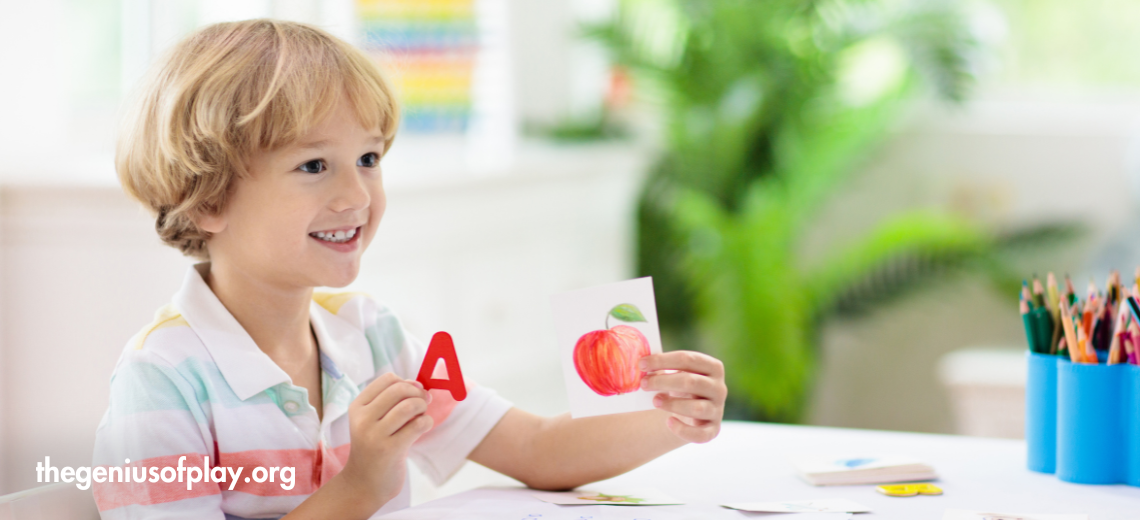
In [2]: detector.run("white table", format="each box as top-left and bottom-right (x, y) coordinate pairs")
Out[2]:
(385, 421), (1140, 519)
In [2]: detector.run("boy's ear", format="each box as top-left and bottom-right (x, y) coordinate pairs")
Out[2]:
(193, 209), (227, 235)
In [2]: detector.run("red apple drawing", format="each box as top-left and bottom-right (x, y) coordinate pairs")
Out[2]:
(573, 303), (651, 396)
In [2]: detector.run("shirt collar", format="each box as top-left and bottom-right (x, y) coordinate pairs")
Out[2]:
(173, 264), (292, 401)
(310, 298), (375, 386)
(172, 263), (375, 401)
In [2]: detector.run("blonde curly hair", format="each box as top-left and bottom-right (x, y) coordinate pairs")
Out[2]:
(117, 19), (399, 259)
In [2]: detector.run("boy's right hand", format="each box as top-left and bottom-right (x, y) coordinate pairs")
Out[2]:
(337, 372), (434, 510)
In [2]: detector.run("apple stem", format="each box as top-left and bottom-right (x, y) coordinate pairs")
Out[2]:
(605, 313), (612, 330)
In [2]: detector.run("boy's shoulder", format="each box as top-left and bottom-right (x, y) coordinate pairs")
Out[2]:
(118, 303), (201, 368)
(107, 303), (216, 413)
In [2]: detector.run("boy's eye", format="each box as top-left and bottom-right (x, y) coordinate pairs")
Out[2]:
(298, 159), (326, 174)
(357, 152), (379, 168)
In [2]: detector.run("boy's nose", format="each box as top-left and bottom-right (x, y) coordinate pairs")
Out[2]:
(330, 167), (372, 212)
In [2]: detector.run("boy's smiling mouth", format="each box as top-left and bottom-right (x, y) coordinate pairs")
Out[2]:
(309, 226), (363, 250)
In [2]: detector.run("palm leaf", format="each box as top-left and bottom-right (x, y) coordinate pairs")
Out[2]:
(803, 211), (990, 316)
(779, 79), (914, 236)
(670, 186), (812, 421)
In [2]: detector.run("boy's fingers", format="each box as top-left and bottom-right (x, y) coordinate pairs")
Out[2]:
(359, 380), (428, 421)
(378, 397), (429, 437)
(666, 415), (720, 444)
(668, 412), (707, 427)
(653, 394), (721, 421)
(639, 351), (724, 378)
(641, 371), (723, 401)
(353, 372), (403, 408)
(392, 414), (434, 444)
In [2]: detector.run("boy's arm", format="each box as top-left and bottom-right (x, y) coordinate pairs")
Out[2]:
(468, 351), (726, 490)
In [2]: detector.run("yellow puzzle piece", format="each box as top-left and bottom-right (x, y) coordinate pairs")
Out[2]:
(876, 484), (942, 497)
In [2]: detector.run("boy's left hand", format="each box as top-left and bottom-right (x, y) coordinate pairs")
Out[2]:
(639, 351), (727, 444)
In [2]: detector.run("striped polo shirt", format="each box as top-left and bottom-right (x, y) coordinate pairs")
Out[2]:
(92, 263), (512, 519)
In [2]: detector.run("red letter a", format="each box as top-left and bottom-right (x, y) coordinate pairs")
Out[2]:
(416, 332), (467, 401)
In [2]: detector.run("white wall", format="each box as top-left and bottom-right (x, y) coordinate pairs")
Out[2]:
(0, 185), (193, 496)
(0, 0), (72, 177)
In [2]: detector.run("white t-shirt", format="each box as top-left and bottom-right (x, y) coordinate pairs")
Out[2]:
(93, 264), (513, 519)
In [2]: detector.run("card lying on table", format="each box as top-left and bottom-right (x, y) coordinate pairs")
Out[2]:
(790, 455), (937, 486)
(382, 497), (708, 520)
(723, 498), (871, 513)
(550, 277), (664, 418)
(532, 487), (683, 506)
(943, 510), (1087, 520)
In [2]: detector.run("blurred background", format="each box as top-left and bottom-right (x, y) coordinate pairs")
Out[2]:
(3, 0), (1140, 508)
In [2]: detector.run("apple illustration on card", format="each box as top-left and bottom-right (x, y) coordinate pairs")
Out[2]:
(551, 277), (663, 418)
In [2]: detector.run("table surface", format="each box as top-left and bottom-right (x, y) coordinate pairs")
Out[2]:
(384, 421), (1139, 519)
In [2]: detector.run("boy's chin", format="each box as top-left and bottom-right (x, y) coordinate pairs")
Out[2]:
(311, 264), (361, 289)
(318, 272), (359, 289)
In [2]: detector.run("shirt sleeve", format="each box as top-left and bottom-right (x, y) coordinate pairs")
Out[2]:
(92, 348), (225, 520)
(360, 300), (514, 486)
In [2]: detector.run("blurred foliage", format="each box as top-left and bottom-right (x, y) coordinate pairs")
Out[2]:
(823, 222), (1086, 316)
(590, 0), (1028, 422)
(524, 112), (629, 142)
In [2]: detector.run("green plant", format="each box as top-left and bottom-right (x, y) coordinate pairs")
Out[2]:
(592, 0), (1009, 421)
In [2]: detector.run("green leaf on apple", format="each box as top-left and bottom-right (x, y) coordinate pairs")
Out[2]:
(609, 304), (647, 323)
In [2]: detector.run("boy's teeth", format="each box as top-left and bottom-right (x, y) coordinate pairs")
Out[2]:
(311, 228), (358, 243)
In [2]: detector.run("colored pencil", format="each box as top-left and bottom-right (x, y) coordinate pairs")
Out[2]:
(1047, 273), (1061, 354)
(1108, 290), (1129, 365)
(1020, 298), (1038, 354)
(1059, 297), (1082, 363)
(1020, 270), (1140, 364)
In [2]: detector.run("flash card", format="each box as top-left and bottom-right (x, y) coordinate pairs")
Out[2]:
(723, 499), (871, 513)
(943, 510), (1088, 520)
(550, 277), (664, 418)
(532, 487), (683, 506)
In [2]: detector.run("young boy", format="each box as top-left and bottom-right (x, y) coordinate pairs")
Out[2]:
(93, 19), (727, 519)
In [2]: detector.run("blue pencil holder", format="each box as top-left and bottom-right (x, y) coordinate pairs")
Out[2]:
(1055, 360), (1126, 484)
(1026, 356), (1140, 485)
(1127, 366), (1140, 486)
(1025, 352), (1057, 473)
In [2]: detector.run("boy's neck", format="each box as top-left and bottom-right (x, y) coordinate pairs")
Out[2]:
(200, 261), (316, 361)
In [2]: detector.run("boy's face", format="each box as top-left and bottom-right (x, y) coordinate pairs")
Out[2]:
(199, 98), (386, 289)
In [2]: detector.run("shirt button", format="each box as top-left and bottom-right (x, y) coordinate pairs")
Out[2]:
(283, 401), (300, 413)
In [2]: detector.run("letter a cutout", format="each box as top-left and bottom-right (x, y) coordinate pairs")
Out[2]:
(416, 332), (467, 401)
